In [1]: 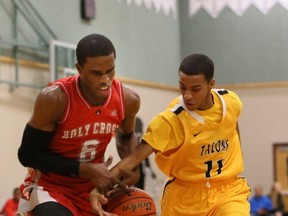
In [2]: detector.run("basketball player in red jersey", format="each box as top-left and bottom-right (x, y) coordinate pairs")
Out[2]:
(17, 34), (140, 216)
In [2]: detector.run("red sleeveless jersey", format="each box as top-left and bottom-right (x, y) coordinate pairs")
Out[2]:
(38, 75), (125, 192)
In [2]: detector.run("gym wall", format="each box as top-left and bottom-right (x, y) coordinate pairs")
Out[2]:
(1, 0), (288, 207)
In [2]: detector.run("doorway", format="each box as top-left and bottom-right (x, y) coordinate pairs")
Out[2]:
(273, 143), (288, 189)
(273, 143), (288, 211)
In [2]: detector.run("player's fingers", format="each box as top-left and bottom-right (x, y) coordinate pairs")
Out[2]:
(114, 180), (128, 191)
(118, 168), (140, 186)
(106, 186), (127, 198)
(89, 189), (109, 215)
(105, 188), (119, 198)
(90, 201), (104, 216)
(103, 210), (118, 216)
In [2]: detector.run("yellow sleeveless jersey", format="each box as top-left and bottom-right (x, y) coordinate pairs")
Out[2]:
(142, 89), (243, 183)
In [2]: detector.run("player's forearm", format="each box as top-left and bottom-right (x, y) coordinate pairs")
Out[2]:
(18, 124), (80, 176)
(19, 150), (80, 176)
(110, 156), (140, 178)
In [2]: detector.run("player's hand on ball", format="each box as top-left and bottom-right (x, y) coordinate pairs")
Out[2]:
(106, 168), (138, 198)
(89, 188), (117, 216)
(80, 155), (126, 194)
(120, 167), (140, 187)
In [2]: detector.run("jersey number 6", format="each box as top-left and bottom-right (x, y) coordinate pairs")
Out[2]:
(79, 139), (100, 162)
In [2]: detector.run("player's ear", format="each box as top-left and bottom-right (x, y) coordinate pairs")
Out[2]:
(75, 63), (82, 74)
(209, 79), (215, 89)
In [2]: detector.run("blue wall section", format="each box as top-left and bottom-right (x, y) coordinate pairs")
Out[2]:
(0, 0), (180, 86)
(180, 1), (288, 85)
(1, 0), (288, 85)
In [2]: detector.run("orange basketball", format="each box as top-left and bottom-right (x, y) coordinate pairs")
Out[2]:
(103, 187), (157, 216)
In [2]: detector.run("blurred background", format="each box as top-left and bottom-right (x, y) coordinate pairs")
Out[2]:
(1, 0), (288, 214)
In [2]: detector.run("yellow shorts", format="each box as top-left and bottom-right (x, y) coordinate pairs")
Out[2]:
(160, 177), (251, 216)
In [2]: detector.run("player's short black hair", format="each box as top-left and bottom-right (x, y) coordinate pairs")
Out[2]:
(179, 54), (214, 82)
(76, 34), (116, 66)
(13, 187), (19, 194)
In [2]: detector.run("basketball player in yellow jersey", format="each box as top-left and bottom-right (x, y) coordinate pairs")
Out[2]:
(90, 54), (251, 216)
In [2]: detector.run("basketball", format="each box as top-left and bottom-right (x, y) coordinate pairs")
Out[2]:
(103, 187), (157, 216)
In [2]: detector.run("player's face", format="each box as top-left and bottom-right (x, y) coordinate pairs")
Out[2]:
(76, 53), (116, 106)
(179, 71), (215, 111)
(14, 189), (20, 202)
